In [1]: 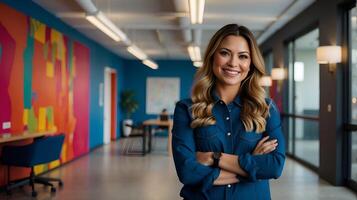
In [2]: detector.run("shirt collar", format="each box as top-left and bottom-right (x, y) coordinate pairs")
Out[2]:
(211, 90), (242, 107)
(233, 95), (242, 106)
(212, 90), (220, 103)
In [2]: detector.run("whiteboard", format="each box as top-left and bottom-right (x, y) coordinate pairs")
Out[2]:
(146, 77), (180, 114)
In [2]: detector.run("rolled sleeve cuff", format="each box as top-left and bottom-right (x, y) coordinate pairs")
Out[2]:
(238, 153), (258, 182)
(201, 167), (220, 191)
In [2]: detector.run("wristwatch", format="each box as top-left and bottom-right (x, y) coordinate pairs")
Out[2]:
(212, 152), (222, 168)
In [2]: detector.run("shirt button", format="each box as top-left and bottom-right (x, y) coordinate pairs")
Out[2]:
(229, 110), (231, 112)
(226, 117), (230, 120)
(220, 101), (223, 104)
(227, 184), (231, 188)
(227, 132), (231, 136)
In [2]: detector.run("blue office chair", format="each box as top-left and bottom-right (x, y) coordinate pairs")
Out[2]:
(1, 134), (65, 197)
(154, 114), (170, 137)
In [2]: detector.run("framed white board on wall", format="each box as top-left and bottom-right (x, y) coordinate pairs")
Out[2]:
(146, 77), (180, 115)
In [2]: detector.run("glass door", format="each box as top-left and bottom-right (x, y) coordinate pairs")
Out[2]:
(286, 28), (320, 168)
(348, 6), (357, 190)
(263, 51), (273, 96)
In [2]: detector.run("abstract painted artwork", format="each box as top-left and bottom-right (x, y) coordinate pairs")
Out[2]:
(0, 3), (90, 182)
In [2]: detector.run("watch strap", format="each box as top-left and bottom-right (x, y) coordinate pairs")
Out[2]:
(212, 152), (221, 168)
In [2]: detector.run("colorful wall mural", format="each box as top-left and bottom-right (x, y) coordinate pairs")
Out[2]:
(0, 3), (90, 184)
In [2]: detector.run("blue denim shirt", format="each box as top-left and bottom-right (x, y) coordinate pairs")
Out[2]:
(172, 95), (285, 200)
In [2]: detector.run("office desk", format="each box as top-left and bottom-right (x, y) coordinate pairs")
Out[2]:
(0, 132), (54, 144)
(142, 119), (173, 155)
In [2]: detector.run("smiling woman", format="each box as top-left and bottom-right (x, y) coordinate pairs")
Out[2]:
(171, 24), (285, 200)
(212, 35), (251, 93)
(190, 24), (268, 132)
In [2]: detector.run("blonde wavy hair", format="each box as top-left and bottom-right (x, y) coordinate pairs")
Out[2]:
(190, 24), (269, 133)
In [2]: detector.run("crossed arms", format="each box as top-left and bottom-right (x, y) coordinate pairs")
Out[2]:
(196, 136), (278, 185)
(172, 101), (285, 188)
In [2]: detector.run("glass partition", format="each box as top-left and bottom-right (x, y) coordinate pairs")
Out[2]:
(263, 51), (273, 96)
(287, 28), (320, 168)
(349, 6), (357, 184)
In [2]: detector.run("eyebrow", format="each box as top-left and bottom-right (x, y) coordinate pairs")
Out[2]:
(220, 48), (250, 54)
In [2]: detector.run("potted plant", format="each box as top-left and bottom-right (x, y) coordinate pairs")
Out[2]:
(120, 90), (139, 137)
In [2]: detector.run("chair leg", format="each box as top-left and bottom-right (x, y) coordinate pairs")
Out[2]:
(30, 168), (37, 197)
(35, 176), (63, 186)
(34, 177), (54, 187)
(4, 166), (30, 195)
(34, 175), (63, 193)
(6, 165), (10, 195)
(6, 178), (30, 190)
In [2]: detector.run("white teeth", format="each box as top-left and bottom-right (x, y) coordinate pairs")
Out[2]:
(223, 68), (240, 76)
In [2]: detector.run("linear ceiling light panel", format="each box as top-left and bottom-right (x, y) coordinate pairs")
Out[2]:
(86, 11), (129, 43)
(127, 45), (148, 60)
(189, 0), (205, 24)
(193, 61), (203, 67)
(86, 14), (121, 42)
(197, 0), (205, 24)
(143, 59), (158, 70)
(96, 12), (128, 42)
(194, 46), (201, 61)
(188, 46), (201, 62)
(188, 46), (196, 61)
(78, 0), (156, 70)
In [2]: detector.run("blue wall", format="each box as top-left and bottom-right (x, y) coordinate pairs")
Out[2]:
(122, 60), (197, 123)
(1, 0), (125, 149)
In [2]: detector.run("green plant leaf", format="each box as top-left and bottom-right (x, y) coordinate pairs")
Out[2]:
(120, 90), (139, 119)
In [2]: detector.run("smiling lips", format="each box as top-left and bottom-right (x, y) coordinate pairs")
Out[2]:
(222, 68), (241, 77)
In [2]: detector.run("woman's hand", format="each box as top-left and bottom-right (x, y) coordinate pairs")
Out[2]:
(196, 151), (213, 166)
(213, 169), (239, 185)
(252, 136), (278, 155)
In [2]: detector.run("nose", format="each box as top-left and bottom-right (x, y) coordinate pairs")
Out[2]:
(228, 54), (239, 67)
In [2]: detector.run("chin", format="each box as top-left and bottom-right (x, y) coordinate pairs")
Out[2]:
(221, 78), (242, 86)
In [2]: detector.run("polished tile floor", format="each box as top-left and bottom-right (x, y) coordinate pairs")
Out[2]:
(0, 137), (356, 200)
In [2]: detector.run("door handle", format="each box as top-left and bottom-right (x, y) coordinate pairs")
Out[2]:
(345, 123), (357, 131)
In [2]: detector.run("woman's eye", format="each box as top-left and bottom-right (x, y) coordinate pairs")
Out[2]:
(219, 51), (229, 56)
(239, 55), (249, 59)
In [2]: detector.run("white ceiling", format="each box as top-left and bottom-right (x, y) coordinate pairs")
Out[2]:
(33, 0), (315, 60)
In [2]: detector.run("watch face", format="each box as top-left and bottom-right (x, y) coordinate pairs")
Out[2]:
(213, 152), (221, 159)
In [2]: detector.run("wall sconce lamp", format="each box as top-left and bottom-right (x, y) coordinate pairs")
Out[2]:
(271, 68), (285, 80)
(259, 76), (272, 87)
(259, 76), (272, 96)
(316, 45), (341, 73)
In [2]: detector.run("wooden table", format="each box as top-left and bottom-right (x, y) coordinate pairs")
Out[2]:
(142, 119), (173, 155)
(0, 132), (54, 144)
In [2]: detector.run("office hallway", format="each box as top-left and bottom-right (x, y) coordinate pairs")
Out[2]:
(0, 137), (356, 200)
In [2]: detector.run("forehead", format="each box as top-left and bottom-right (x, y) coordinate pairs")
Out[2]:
(218, 35), (250, 52)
